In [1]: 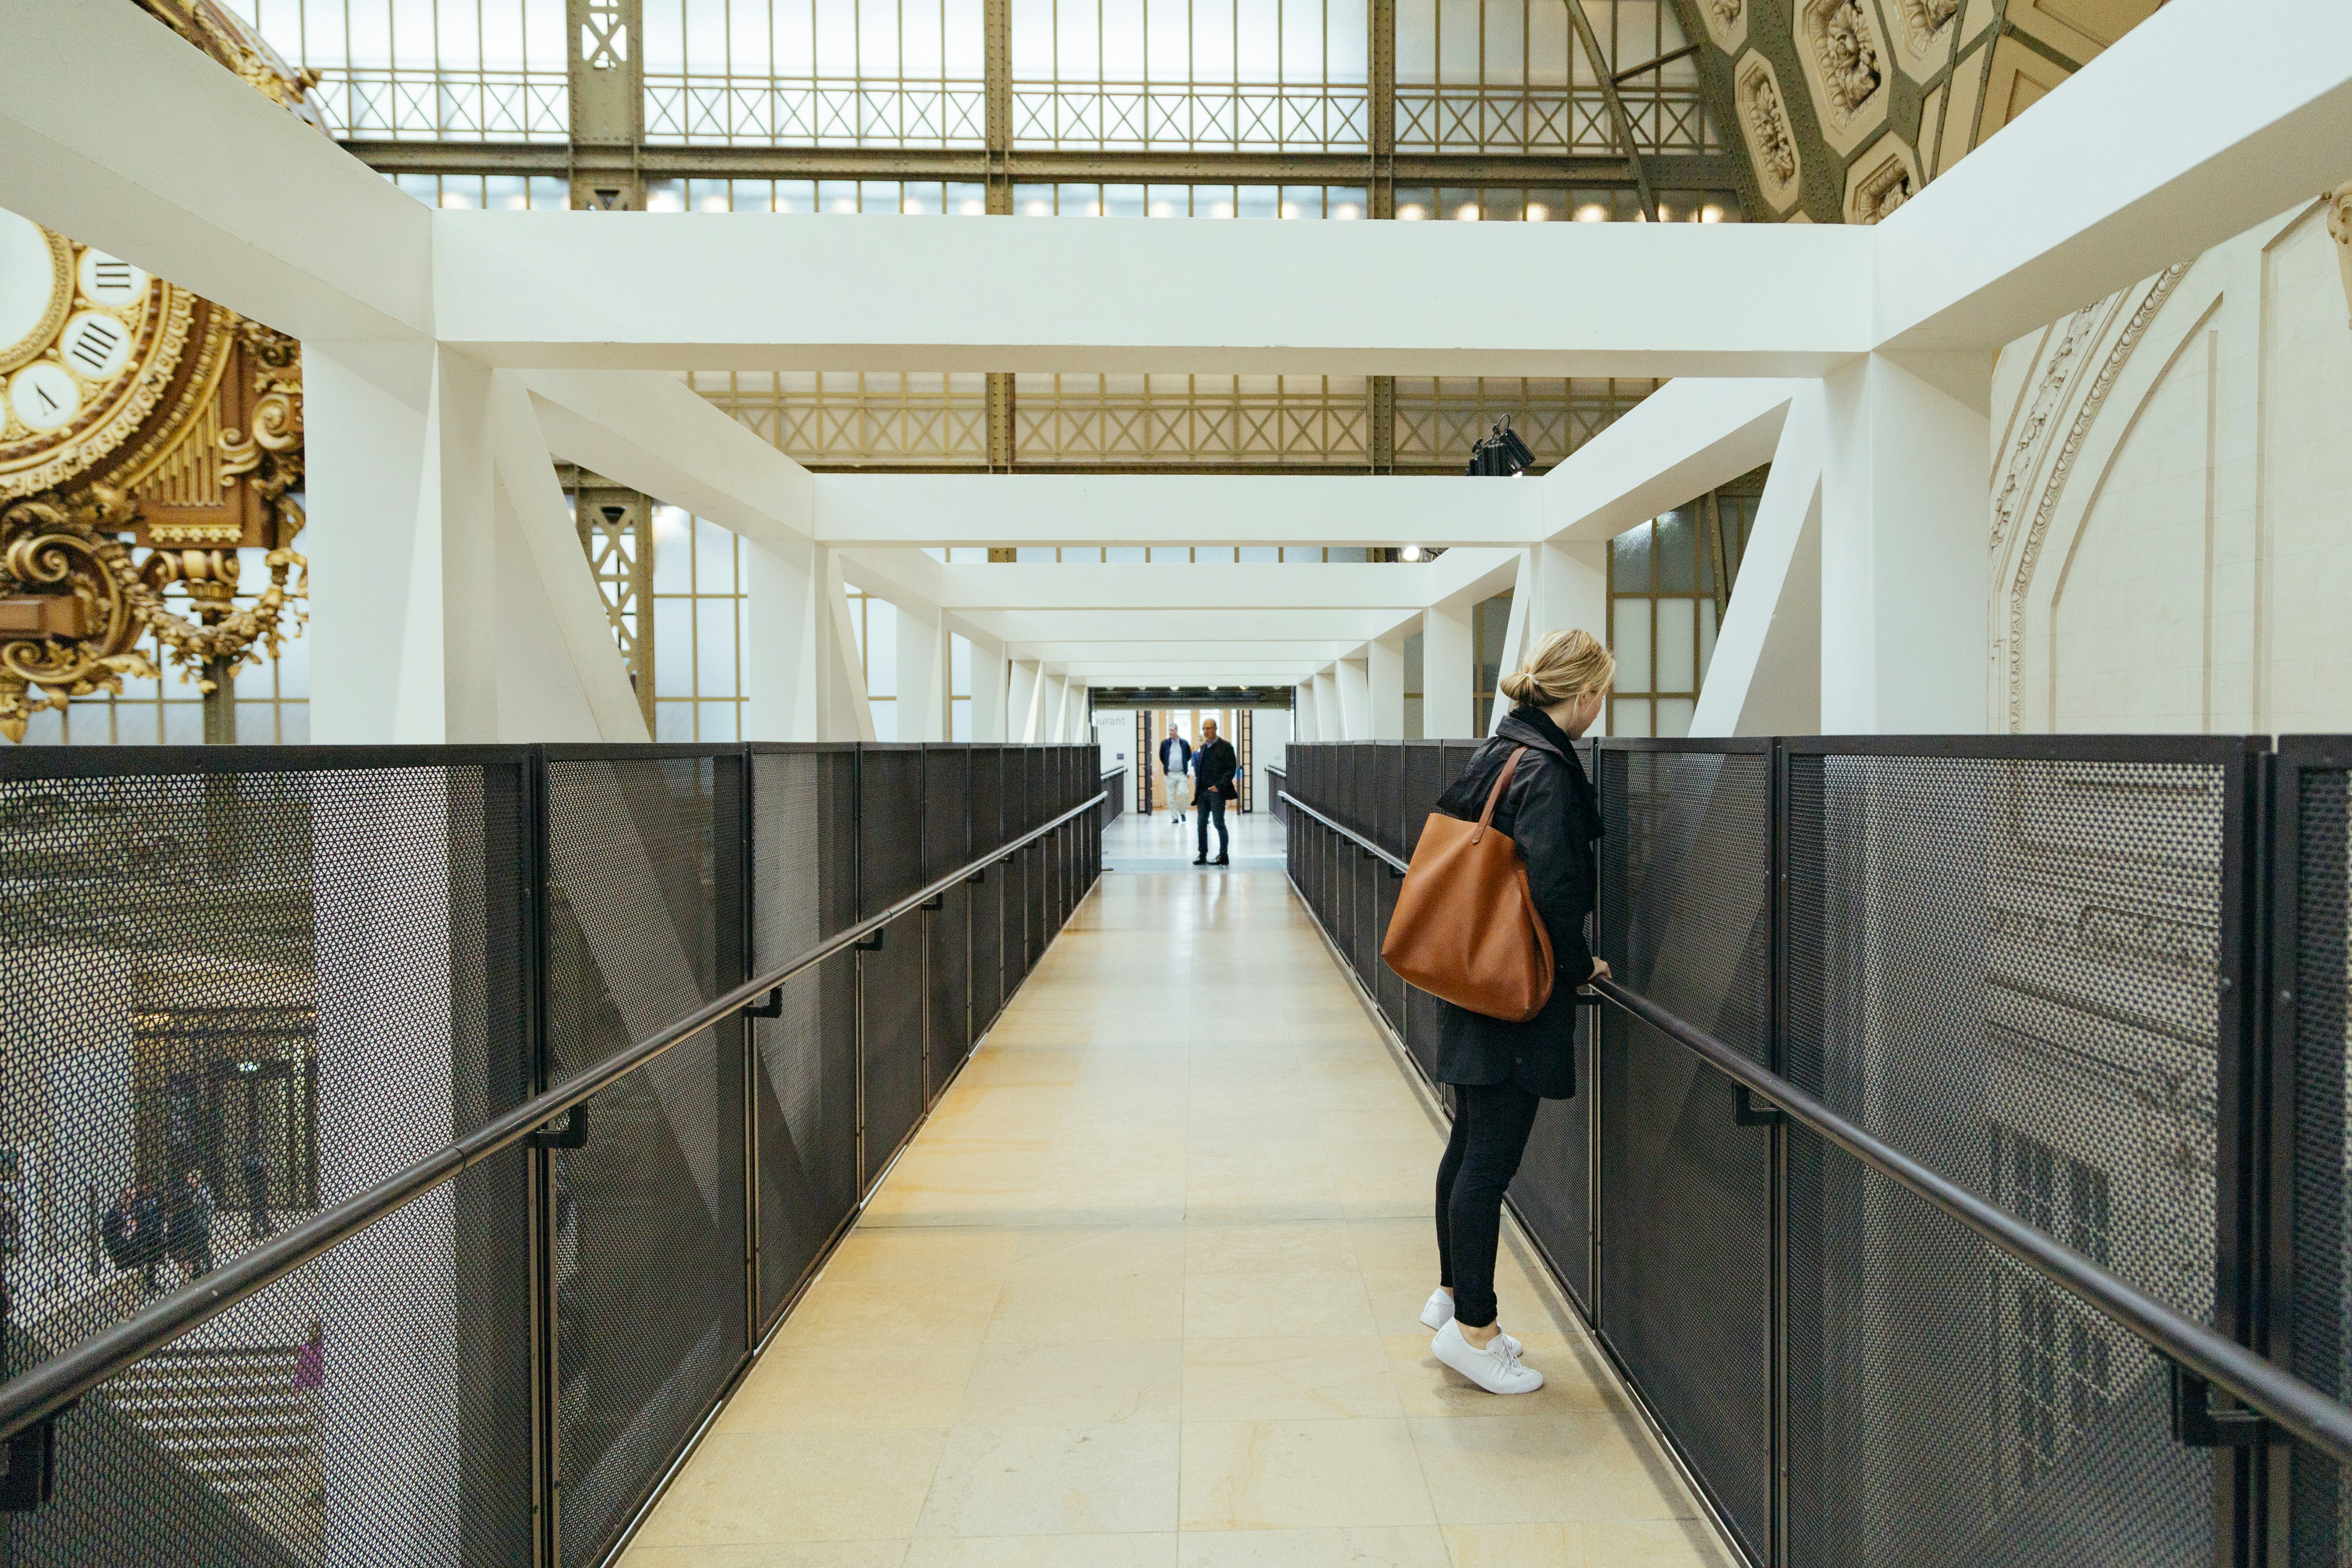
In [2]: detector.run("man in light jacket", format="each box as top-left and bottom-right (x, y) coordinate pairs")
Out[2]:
(1158, 723), (1193, 824)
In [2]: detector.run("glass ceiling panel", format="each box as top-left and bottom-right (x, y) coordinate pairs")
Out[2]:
(230, 0), (569, 138)
(238, 0), (1714, 154)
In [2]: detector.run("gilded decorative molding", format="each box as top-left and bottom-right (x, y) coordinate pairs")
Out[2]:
(0, 285), (196, 500)
(1699, 0), (1748, 54)
(2003, 263), (2190, 731)
(0, 486), (306, 741)
(1843, 137), (1917, 224)
(211, 321), (305, 545)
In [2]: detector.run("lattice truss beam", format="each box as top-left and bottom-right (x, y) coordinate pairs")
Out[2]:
(692, 371), (1667, 470)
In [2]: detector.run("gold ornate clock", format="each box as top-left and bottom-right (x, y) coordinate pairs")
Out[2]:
(0, 0), (315, 743)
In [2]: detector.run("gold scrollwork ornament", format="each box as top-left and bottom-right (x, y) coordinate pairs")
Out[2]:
(0, 486), (306, 742)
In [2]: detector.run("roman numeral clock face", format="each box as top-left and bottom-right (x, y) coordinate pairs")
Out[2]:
(0, 207), (184, 501)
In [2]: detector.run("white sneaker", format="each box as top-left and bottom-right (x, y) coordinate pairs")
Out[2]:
(1418, 1289), (1520, 1354)
(1431, 1318), (1544, 1395)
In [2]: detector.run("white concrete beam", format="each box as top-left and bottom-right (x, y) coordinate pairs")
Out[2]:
(1541, 379), (1797, 543)
(433, 210), (1874, 377)
(849, 552), (1519, 613)
(814, 474), (1540, 548)
(523, 371), (816, 549)
(1690, 389), (1827, 737)
(0, 0), (428, 343)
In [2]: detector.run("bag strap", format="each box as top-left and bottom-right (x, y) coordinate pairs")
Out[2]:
(1471, 747), (1527, 845)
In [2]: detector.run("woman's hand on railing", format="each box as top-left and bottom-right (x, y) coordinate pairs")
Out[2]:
(1585, 957), (1611, 983)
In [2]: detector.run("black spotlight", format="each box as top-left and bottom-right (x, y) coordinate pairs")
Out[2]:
(1465, 415), (1535, 477)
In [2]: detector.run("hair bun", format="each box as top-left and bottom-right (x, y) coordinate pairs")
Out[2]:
(1497, 671), (1535, 702)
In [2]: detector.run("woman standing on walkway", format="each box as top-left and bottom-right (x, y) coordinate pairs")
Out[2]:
(1421, 629), (1613, 1395)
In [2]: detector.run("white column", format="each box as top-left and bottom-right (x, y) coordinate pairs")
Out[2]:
(1367, 634), (1406, 739)
(1422, 602), (1476, 738)
(1292, 682), (1317, 741)
(1486, 566), (1532, 735)
(968, 634), (1008, 740)
(1820, 352), (1991, 733)
(744, 536), (820, 741)
(1042, 672), (1070, 742)
(1312, 667), (1343, 740)
(819, 551), (876, 741)
(1336, 657), (1372, 739)
(1008, 659), (1044, 741)
(307, 343), (498, 743)
(894, 596), (945, 741)
(1063, 680), (1088, 740)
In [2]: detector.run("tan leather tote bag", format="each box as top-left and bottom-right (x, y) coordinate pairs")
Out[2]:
(1381, 748), (1556, 1022)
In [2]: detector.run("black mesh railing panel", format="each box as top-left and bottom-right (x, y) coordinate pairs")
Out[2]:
(970, 750), (1004, 1031)
(859, 749), (927, 1168)
(1027, 749), (1049, 836)
(750, 750), (858, 1327)
(2, 1156), (534, 1568)
(553, 1027), (744, 1568)
(0, 757), (534, 1568)
(1782, 751), (2225, 1325)
(1785, 1123), (2214, 1568)
(925, 750), (973, 1087)
(1375, 867), (1404, 1031)
(1405, 742), (1447, 857)
(1782, 746), (2232, 1568)
(1596, 744), (1772, 1561)
(544, 753), (745, 1568)
(1377, 743), (1405, 858)
(544, 757), (721, 1079)
(2291, 762), (2352, 1566)
(1508, 1063), (1591, 1312)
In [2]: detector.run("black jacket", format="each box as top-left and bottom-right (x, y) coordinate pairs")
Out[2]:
(1193, 737), (1238, 799)
(1429, 707), (1602, 1098)
(1158, 736), (1192, 774)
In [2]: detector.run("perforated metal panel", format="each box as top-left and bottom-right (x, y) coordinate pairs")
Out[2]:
(0, 752), (535, 1568)
(924, 748), (973, 1093)
(1376, 743), (1405, 859)
(544, 750), (746, 1568)
(970, 749), (1005, 1033)
(1782, 742), (2238, 1568)
(1594, 743), (1772, 1562)
(2282, 746), (2352, 1567)
(750, 748), (858, 1329)
(859, 748), (926, 1173)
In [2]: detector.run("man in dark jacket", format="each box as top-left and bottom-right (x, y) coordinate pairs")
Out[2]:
(1157, 724), (1193, 824)
(1191, 718), (1239, 866)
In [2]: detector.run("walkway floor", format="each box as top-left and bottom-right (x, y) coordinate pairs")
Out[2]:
(622, 850), (1735, 1568)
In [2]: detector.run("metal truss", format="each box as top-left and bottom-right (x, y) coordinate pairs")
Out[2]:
(348, 138), (1736, 190)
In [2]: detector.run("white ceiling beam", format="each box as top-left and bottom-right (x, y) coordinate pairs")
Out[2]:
(432, 210), (1875, 377)
(987, 609), (1400, 642)
(1541, 379), (1797, 543)
(837, 550), (1518, 611)
(813, 473), (1539, 547)
(0, 0), (429, 343)
(523, 370), (816, 553)
(1877, 0), (2352, 352)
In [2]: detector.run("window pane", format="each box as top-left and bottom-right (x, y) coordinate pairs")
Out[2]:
(1699, 598), (1719, 681)
(1612, 696), (1653, 738)
(1656, 598), (1696, 694)
(655, 701), (696, 742)
(1656, 697), (1695, 739)
(651, 506), (693, 592)
(654, 600), (695, 696)
(1612, 520), (1652, 592)
(866, 599), (899, 696)
(697, 600), (739, 700)
(1611, 598), (1652, 693)
(1655, 507), (1698, 593)
(694, 516), (737, 595)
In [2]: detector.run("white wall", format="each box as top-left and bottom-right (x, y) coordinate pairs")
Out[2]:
(1991, 196), (2352, 732)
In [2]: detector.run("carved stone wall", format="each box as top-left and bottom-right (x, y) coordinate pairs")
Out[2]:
(1989, 200), (2352, 733)
(1681, 0), (2163, 224)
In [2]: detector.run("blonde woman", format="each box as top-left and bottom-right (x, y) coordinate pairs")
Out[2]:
(1420, 629), (1613, 1395)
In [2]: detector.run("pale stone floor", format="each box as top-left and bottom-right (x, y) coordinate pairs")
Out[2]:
(621, 858), (1737, 1568)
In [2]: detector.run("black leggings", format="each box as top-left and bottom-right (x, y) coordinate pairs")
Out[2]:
(1434, 1080), (1542, 1329)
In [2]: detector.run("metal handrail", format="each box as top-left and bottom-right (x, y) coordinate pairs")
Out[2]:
(1279, 791), (1409, 873)
(0, 791), (1108, 1444)
(1280, 784), (2352, 1466)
